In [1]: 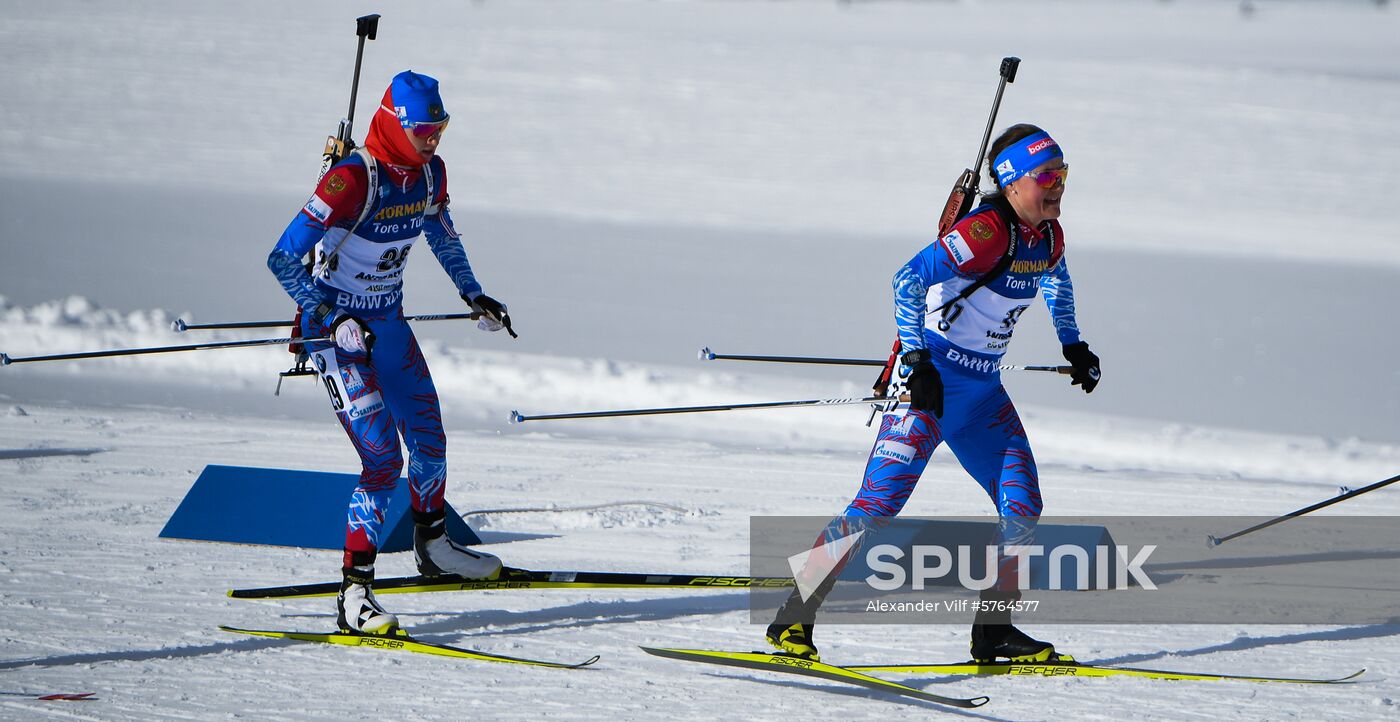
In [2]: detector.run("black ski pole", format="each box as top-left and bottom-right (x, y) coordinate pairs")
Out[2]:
(698, 347), (1069, 374)
(702, 348), (884, 367)
(1207, 472), (1400, 546)
(509, 394), (904, 424)
(173, 311), (481, 332)
(1, 336), (328, 366)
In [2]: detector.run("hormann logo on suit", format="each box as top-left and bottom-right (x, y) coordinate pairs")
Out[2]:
(374, 199), (428, 221)
(1009, 259), (1052, 274)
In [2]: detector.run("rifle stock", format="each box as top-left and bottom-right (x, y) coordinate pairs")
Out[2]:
(938, 168), (979, 237)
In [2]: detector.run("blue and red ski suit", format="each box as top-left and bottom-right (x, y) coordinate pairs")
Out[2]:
(267, 99), (488, 561)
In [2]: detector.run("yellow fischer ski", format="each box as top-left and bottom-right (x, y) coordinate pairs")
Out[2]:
(640, 647), (989, 708)
(230, 568), (793, 599)
(847, 659), (1365, 685)
(220, 626), (599, 669)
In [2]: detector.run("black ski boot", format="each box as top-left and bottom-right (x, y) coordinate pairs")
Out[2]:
(969, 623), (1056, 662)
(766, 622), (820, 661)
(969, 591), (1055, 662)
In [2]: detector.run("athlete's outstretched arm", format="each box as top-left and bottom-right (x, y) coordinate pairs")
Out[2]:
(423, 206), (484, 301)
(421, 162), (485, 301)
(1039, 258), (1083, 345)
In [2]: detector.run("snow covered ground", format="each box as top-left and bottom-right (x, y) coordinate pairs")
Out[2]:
(2, 403), (1398, 720)
(2, 0), (1399, 719)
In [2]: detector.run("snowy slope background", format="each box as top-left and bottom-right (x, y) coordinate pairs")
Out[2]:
(1, 1), (1399, 719)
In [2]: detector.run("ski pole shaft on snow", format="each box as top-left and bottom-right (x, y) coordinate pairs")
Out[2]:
(698, 347), (1070, 374)
(1, 336), (327, 366)
(173, 311), (481, 332)
(509, 394), (906, 423)
(1207, 472), (1400, 546)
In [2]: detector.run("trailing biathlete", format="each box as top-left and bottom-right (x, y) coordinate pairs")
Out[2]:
(767, 124), (1102, 663)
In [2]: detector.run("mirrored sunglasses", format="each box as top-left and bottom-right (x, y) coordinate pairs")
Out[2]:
(1028, 164), (1069, 189)
(407, 118), (449, 139)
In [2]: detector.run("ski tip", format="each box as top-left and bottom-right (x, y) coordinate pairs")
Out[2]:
(968, 695), (991, 707)
(172, 318), (188, 332)
(697, 346), (715, 361)
(0, 353), (10, 366)
(1206, 535), (1221, 548)
(507, 410), (524, 424)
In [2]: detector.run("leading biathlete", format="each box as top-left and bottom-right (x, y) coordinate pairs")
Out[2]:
(267, 71), (512, 634)
(767, 124), (1102, 662)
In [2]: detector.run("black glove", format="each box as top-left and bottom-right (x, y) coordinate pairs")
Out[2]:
(470, 293), (506, 322)
(464, 293), (518, 339)
(1062, 341), (1100, 393)
(902, 350), (944, 417)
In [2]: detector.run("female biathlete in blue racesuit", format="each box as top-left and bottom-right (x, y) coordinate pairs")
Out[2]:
(767, 124), (1103, 663)
(268, 71), (512, 634)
